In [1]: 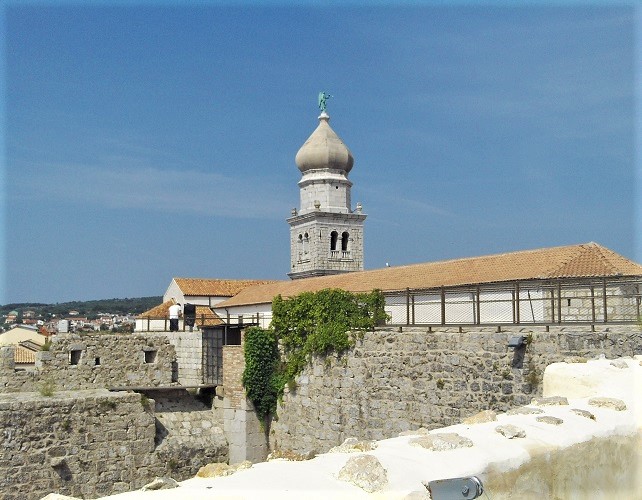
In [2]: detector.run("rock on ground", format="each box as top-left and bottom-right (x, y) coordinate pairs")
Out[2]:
(337, 454), (388, 493)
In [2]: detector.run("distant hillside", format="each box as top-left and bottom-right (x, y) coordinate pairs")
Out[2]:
(0, 297), (163, 319)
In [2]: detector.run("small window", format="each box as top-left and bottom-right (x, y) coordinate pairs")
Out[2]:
(341, 232), (349, 251)
(69, 350), (82, 365)
(330, 231), (338, 251)
(94, 357), (101, 366)
(567, 298), (572, 307)
(144, 350), (157, 364)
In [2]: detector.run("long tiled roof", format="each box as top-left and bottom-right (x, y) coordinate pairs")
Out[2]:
(173, 278), (282, 297)
(218, 243), (642, 307)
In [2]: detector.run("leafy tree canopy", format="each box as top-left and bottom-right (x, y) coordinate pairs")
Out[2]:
(0, 297), (162, 318)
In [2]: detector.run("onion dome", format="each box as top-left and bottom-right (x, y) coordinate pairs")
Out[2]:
(295, 112), (354, 174)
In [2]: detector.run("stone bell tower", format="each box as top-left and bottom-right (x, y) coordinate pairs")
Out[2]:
(287, 102), (366, 279)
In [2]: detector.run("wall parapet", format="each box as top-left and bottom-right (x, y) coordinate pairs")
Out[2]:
(0, 389), (160, 499)
(270, 325), (642, 455)
(0, 333), (176, 393)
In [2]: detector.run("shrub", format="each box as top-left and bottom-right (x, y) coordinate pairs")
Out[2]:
(39, 379), (55, 397)
(243, 289), (388, 421)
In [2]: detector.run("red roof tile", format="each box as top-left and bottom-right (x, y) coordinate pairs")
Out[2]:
(173, 278), (282, 297)
(218, 243), (642, 307)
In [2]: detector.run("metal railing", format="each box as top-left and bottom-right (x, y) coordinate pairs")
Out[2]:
(136, 278), (641, 332)
(383, 277), (642, 327)
(136, 313), (270, 332)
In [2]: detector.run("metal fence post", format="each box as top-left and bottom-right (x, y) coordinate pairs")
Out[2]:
(557, 281), (562, 324)
(475, 286), (481, 325)
(411, 294), (416, 325)
(406, 288), (410, 326)
(603, 278), (608, 323)
(514, 281), (521, 325)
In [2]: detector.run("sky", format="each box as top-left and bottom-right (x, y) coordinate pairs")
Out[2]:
(1, 2), (639, 304)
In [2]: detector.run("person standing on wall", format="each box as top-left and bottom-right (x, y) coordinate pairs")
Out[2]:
(168, 302), (182, 332)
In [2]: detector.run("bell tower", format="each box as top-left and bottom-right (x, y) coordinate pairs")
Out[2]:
(287, 100), (366, 279)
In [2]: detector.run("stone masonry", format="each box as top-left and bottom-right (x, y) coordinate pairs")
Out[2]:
(269, 325), (642, 455)
(216, 343), (268, 464)
(149, 389), (228, 480)
(146, 331), (203, 386)
(0, 390), (159, 499)
(0, 333), (175, 393)
(0, 334), (228, 499)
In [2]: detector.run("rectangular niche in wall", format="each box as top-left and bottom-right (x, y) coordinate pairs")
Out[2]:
(69, 350), (82, 365)
(144, 350), (157, 364)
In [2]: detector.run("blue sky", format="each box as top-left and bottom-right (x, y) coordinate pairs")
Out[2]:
(1, 3), (638, 304)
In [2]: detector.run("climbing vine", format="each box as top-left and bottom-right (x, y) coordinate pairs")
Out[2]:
(242, 326), (280, 421)
(242, 288), (388, 420)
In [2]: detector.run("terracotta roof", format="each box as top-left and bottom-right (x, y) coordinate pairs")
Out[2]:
(218, 243), (642, 307)
(138, 300), (174, 318)
(138, 301), (223, 326)
(15, 345), (36, 364)
(173, 278), (282, 297)
(194, 305), (224, 327)
(18, 340), (42, 351)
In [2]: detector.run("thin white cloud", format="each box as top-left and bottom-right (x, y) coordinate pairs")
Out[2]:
(12, 160), (291, 220)
(360, 186), (457, 219)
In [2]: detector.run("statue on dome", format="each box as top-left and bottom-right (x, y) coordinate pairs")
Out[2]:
(318, 91), (332, 112)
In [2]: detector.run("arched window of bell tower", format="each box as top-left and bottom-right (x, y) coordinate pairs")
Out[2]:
(330, 231), (338, 251)
(341, 232), (350, 252)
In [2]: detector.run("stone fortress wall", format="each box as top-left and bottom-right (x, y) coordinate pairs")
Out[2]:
(0, 334), (175, 392)
(270, 325), (642, 455)
(0, 390), (161, 499)
(146, 331), (204, 386)
(0, 334), (227, 500)
(3, 327), (642, 498)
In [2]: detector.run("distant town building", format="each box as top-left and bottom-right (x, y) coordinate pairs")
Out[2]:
(0, 324), (47, 367)
(4, 310), (18, 324)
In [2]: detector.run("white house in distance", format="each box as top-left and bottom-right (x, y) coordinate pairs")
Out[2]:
(136, 278), (279, 332)
(0, 324), (47, 346)
(0, 324), (48, 368)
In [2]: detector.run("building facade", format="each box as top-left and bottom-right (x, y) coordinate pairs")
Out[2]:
(287, 111), (366, 279)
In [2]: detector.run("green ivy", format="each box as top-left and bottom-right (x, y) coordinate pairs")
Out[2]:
(242, 289), (388, 420)
(242, 326), (280, 420)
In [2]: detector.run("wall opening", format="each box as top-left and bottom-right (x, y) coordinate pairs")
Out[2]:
(341, 232), (350, 251)
(69, 350), (82, 365)
(144, 350), (157, 364)
(330, 231), (338, 251)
